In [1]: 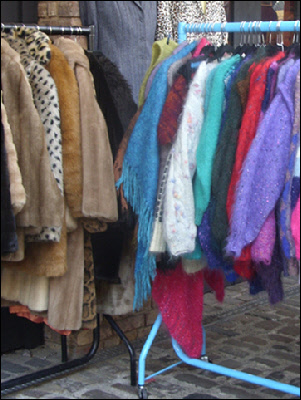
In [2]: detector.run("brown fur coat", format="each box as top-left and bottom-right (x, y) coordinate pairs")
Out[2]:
(54, 38), (118, 222)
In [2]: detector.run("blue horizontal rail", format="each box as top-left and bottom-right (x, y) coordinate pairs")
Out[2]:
(178, 20), (300, 43)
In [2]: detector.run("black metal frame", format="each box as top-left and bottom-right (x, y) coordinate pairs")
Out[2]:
(1, 313), (137, 396)
(1, 22), (137, 397)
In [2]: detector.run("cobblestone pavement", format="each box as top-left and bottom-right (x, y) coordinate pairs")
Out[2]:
(1, 276), (300, 399)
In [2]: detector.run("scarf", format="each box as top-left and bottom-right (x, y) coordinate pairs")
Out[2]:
(120, 41), (197, 310)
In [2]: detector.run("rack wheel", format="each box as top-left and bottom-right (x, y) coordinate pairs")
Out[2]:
(201, 355), (213, 363)
(138, 387), (148, 399)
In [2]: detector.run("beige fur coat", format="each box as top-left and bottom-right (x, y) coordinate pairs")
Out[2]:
(1, 39), (64, 229)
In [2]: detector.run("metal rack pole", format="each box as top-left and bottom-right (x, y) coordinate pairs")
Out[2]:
(178, 20), (301, 43)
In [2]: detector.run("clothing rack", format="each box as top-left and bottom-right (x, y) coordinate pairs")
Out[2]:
(138, 20), (301, 400)
(1, 23), (95, 50)
(1, 23), (137, 397)
(178, 20), (300, 43)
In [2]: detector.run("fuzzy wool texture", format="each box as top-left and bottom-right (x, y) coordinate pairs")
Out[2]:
(121, 41), (197, 310)
(226, 59), (300, 257)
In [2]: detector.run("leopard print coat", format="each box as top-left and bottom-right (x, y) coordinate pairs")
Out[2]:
(156, 1), (227, 45)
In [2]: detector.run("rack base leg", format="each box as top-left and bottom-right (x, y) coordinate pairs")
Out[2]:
(103, 314), (137, 386)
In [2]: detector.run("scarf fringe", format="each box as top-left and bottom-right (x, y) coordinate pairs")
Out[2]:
(122, 158), (157, 310)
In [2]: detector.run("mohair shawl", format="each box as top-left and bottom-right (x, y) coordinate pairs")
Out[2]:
(120, 41), (197, 310)
(226, 59), (300, 257)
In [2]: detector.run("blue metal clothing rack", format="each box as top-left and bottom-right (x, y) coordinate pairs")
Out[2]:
(138, 20), (301, 400)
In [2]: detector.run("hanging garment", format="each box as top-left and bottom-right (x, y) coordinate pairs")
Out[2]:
(226, 59), (300, 257)
(54, 37), (118, 222)
(1, 39), (63, 230)
(156, 1), (227, 45)
(120, 40), (197, 310)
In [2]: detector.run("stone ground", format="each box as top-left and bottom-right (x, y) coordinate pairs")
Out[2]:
(1, 275), (300, 399)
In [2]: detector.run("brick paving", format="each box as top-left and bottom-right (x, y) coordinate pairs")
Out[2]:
(1, 276), (300, 399)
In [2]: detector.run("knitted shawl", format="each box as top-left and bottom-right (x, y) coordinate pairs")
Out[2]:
(120, 41), (197, 310)
(164, 59), (218, 256)
(226, 59), (300, 257)
(193, 55), (241, 227)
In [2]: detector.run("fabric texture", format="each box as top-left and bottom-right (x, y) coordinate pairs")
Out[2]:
(79, 1), (157, 104)
(120, 41), (197, 310)
(226, 59), (300, 257)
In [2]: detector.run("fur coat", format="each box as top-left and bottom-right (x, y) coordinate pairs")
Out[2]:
(85, 51), (137, 161)
(1, 39), (63, 229)
(54, 38), (118, 222)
